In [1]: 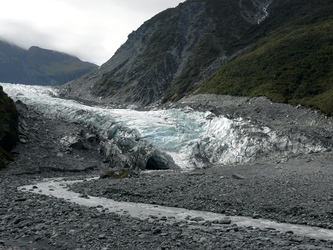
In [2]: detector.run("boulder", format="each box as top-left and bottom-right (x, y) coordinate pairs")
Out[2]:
(60, 135), (85, 150)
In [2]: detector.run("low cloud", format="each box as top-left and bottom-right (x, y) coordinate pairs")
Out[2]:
(0, 0), (184, 65)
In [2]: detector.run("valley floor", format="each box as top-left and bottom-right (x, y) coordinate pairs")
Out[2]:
(1, 97), (333, 249)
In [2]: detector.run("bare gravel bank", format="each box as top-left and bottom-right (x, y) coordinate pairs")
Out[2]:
(72, 150), (333, 230)
(0, 96), (333, 249)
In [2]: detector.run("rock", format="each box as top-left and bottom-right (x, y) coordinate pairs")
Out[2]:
(232, 174), (246, 179)
(291, 237), (303, 243)
(199, 237), (207, 243)
(181, 232), (191, 237)
(83, 224), (91, 229)
(252, 213), (261, 219)
(98, 234), (106, 239)
(14, 197), (27, 202)
(226, 225), (239, 232)
(57, 152), (64, 157)
(79, 194), (89, 199)
(190, 217), (205, 222)
(60, 135), (84, 150)
(13, 218), (22, 225)
(19, 137), (27, 144)
(218, 218), (232, 225)
(152, 228), (162, 234)
(35, 224), (46, 231)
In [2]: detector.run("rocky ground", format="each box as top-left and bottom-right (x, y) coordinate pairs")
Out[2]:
(0, 96), (333, 249)
(72, 152), (333, 230)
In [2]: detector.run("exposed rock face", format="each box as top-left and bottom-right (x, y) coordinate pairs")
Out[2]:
(0, 86), (18, 168)
(60, 0), (273, 106)
(239, 0), (272, 24)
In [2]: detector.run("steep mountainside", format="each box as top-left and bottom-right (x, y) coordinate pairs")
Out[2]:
(0, 41), (98, 86)
(61, 0), (272, 105)
(0, 86), (18, 169)
(198, 5), (333, 115)
(61, 0), (332, 114)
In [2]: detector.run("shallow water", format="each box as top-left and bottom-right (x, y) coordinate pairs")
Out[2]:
(18, 177), (333, 241)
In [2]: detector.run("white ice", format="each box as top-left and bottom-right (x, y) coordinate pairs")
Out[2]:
(1, 82), (325, 169)
(0, 83), (267, 169)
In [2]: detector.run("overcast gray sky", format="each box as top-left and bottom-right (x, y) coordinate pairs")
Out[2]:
(0, 0), (185, 65)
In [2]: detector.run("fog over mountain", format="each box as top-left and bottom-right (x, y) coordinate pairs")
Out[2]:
(0, 0), (185, 65)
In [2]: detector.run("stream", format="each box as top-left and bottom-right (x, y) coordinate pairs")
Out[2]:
(18, 177), (333, 241)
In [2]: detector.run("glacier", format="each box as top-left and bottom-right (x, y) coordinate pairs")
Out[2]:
(1, 82), (326, 170)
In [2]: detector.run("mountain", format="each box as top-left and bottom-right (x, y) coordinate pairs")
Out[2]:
(0, 41), (98, 86)
(60, 0), (272, 104)
(60, 0), (333, 115)
(198, 4), (333, 115)
(0, 86), (18, 169)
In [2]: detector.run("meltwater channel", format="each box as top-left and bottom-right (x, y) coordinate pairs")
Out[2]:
(1, 82), (324, 170)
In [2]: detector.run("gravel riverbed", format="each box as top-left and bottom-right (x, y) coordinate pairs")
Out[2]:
(1, 96), (333, 249)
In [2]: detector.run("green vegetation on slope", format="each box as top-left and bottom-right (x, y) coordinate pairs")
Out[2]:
(204, 0), (253, 49)
(163, 0), (333, 104)
(198, 5), (333, 115)
(230, 0), (333, 54)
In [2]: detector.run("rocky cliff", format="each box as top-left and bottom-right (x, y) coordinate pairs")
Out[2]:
(60, 0), (273, 105)
(0, 41), (98, 86)
(0, 86), (18, 169)
(60, 0), (332, 115)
